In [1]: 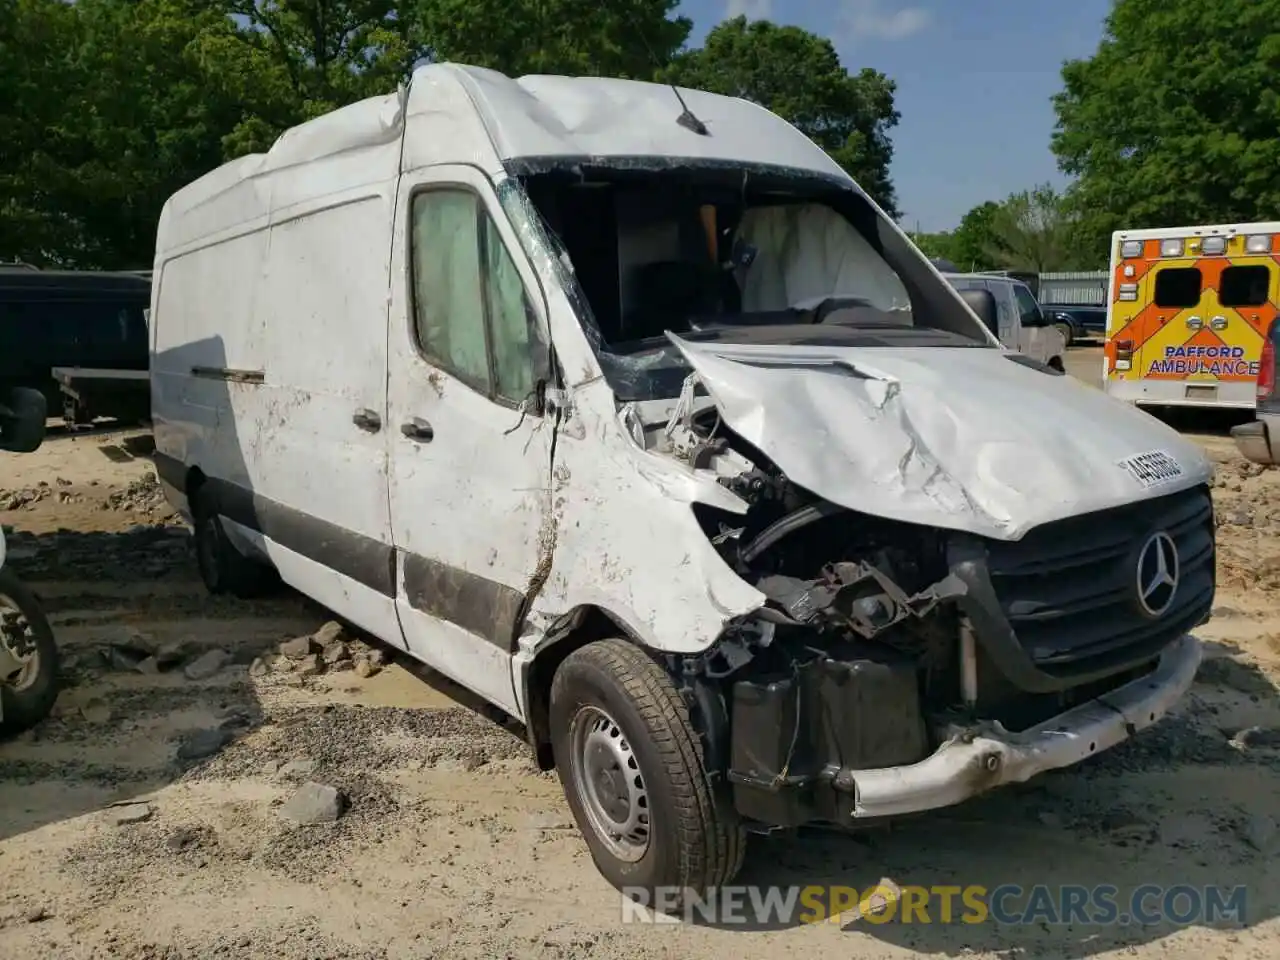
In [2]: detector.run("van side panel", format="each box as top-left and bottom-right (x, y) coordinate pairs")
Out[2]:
(150, 98), (405, 642)
(255, 193), (395, 551)
(152, 226), (273, 500)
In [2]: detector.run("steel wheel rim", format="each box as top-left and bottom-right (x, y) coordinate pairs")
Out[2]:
(0, 593), (39, 691)
(568, 704), (650, 862)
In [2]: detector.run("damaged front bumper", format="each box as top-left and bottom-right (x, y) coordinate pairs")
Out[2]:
(727, 633), (1202, 827)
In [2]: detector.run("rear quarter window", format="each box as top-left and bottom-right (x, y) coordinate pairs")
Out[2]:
(1153, 267), (1201, 308)
(1220, 264), (1270, 307)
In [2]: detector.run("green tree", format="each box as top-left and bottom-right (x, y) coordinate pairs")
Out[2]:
(984, 184), (1075, 273)
(204, 0), (430, 156)
(0, 0), (85, 263)
(2, 0), (246, 267)
(662, 16), (901, 217)
(1052, 0), (1280, 262)
(947, 201), (1002, 271)
(911, 231), (957, 264)
(412, 0), (690, 79)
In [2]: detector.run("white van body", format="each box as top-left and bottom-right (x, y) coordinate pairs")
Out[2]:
(943, 273), (1067, 368)
(151, 63), (1213, 896)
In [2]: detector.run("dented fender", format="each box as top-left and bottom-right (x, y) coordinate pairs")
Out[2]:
(518, 378), (766, 663)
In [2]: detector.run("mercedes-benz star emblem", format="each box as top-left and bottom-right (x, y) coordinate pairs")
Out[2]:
(1136, 531), (1180, 617)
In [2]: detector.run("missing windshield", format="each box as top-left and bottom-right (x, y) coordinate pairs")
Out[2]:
(503, 159), (989, 401)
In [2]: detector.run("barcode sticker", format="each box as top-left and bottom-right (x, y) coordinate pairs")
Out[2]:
(1118, 450), (1184, 488)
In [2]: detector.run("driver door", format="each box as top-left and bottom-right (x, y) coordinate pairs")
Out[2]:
(385, 165), (556, 716)
(975, 279), (1018, 346)
(1012, 282), (1045, 357)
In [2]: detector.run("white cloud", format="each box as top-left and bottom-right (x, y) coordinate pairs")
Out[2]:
(724, 0), (773, 20)
(841, 0), (933, 42)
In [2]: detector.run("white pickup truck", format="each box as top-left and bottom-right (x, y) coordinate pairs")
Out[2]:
(945, 272), (1067, 371)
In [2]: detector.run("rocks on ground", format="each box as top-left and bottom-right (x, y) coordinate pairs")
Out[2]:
(278, 781), (347, 825)
(175, 728), (236, 762)
(108, 801), (154, 826)
(102, 473), (169, 515)
(257, 621), (390, 682)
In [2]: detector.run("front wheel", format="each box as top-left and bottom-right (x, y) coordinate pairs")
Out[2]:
(0, 568), (59, 737)
(1054, 321), (1075, 347)
(549, 639), (746, 903)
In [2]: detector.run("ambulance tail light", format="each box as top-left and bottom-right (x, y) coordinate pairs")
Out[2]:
(1118, 283), (1138, 301)
(1259, 324), (1276, 402)
(1115, 339), (1134, 371)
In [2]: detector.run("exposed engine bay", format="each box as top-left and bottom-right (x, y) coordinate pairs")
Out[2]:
(628, 375), (1200, 829)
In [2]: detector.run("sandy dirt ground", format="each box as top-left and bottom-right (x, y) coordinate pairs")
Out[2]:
(1, 363), (1278, 959)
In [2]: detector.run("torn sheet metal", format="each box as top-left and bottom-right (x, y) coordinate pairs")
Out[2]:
(756, 563), (967, 638)
(667, 334), (1214, 541)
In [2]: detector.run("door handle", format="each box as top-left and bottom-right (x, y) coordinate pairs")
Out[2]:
(352, 408), (382, 432)
(400, 417), (434, 442)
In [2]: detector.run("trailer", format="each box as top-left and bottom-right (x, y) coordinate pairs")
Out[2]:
(0, 268), (150, 427)
(50, 367), (150, 427)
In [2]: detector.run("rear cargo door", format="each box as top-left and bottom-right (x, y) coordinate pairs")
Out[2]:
(1210, 243), (1276, 399)
(1140, 253), (1206, 395)
(1109, 240), (1208, 395)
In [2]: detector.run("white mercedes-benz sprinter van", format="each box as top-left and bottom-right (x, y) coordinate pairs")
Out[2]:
(150, 63), (1214, 899)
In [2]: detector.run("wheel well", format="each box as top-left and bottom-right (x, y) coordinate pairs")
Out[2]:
(1048, 355), (1065, 372)
(522, 605), (642, 771)
(185, 466), (207, 502)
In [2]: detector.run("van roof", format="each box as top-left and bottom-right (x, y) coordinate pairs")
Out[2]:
(1111, 221), (1280, 241)
(155, 63), (853, 260)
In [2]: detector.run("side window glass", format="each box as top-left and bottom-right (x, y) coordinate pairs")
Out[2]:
(482, 216), (544, 403)
(410, 189), (491, 393)
(1153, 267), (1201, 308)
(1220, 265), (1271, 307)
(1013, 284), (1040, 325)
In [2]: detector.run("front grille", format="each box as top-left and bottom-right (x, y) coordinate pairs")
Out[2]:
(984, 486), (1214, 674)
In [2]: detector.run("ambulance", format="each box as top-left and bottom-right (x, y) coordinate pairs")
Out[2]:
(1104, 221), (1278, 409)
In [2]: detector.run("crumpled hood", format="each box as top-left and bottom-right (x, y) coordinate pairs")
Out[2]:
(668, 335), (1214, 541)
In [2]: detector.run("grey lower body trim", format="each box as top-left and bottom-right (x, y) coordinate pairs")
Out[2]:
(402, 552), (526, 654)
(153, 452), (522, 652)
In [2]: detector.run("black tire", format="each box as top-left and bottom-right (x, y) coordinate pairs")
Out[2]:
(190, 485), (279, 599)
(0, 568), (59, 737)
(549, 638), (746, 903)
(1054, 321), (1074, 347)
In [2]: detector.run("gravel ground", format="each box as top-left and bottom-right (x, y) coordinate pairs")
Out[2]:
(0, 403), (1278, 960)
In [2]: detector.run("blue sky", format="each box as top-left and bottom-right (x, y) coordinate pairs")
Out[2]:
(677, 0), (1114, 231)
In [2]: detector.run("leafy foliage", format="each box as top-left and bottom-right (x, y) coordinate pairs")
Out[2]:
(912, 201), (1003, 272)
(663, 16), (901, 217)
(983, 184), (1075, 273)
(412, 0), (691, 79)
(1052, 0), (1280, 263)
(1, 3), (900, 267)
(913, 188), (1085, 274)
